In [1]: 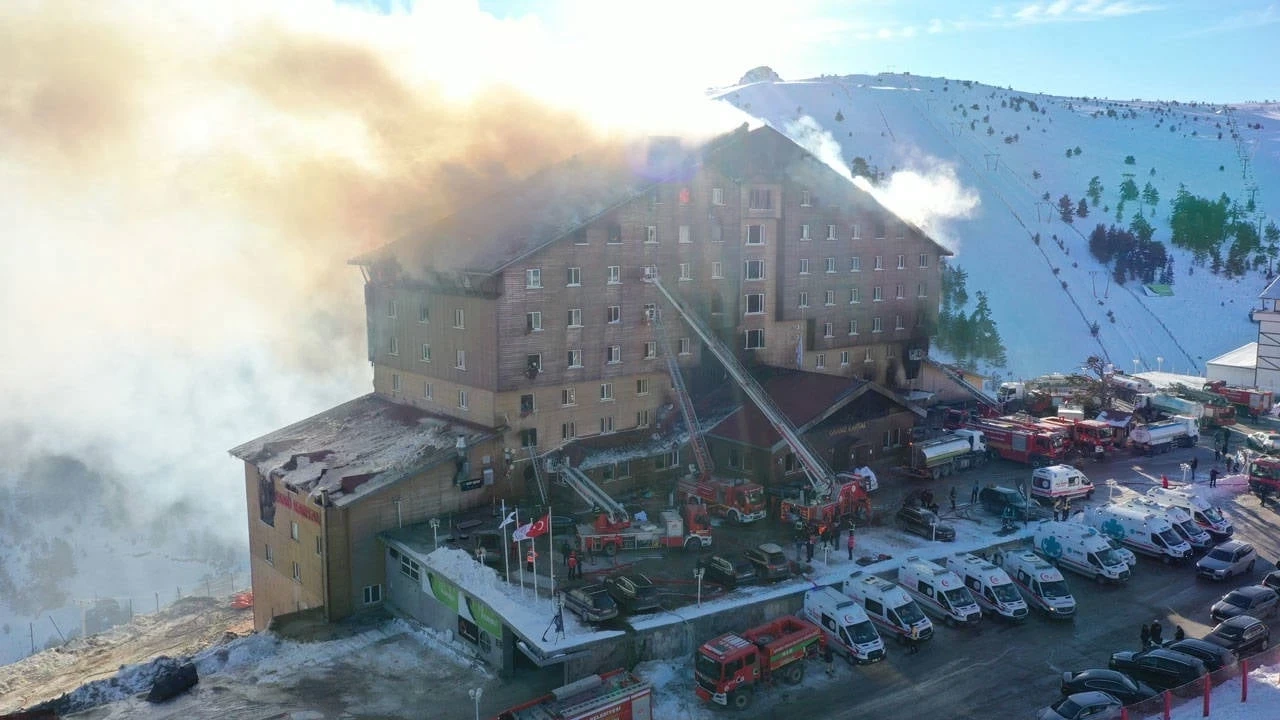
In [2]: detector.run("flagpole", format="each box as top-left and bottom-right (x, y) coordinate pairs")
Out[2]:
(515, 507), (526, 598)
(548, 504), (554, 607)
(501, 499), (511, 584)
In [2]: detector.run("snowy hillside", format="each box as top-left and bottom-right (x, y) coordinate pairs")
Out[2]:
(716, 74), (1280, 379)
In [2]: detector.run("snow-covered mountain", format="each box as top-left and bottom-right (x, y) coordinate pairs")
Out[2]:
(716, 73), (1280, 379)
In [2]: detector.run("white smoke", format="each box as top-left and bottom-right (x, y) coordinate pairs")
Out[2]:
(854, 159), (980, 252)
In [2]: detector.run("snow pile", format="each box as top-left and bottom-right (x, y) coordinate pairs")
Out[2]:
(30, 655), (189, 716)
(1165, 662), (1280, 720)
(636, 657), (710, 719)
(388, 617), (493, 676)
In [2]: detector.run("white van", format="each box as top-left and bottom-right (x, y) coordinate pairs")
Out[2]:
(898, 557), (983, 627)
(803, 587), (886, 664)
(1085, 504), (1193, 564)
(842, 572), (933, 644)
(946, 552), (1029, 621)
(1144, 487), (1234, 540)
(1123, 497), (1213, 549)
(1032, 520), (1130, 584)
(1030, 465), (1094, 502)
(998, 550), (1076, 619)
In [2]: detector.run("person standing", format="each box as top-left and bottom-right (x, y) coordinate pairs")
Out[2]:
(567, 550), (579, 580)
(971, 479), (980, 505)
(1190, 457), (1198, 480)
(949, 486), (957, 511)
(1174, 625), (1185, 642)
(525, 546), (537, 574)
(806, 532), (817, 562)
(1140, 623), (1150, 649)
(1161, 474), (1169, 489)
(1150, 619), (1163, 646)
(847, 529), (856, 561)
(1209, 468), (1219, 488)
(907, 625), (921, 654)
(823, 642), (835, 677)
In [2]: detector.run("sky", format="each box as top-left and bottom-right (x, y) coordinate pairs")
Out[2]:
(457, 0), (1279, 104)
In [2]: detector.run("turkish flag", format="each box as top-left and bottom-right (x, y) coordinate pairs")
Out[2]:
(513, 514), (550, 541)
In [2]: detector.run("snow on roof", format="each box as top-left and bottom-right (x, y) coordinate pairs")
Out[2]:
(1207, 342), (1258, 369)
(573, 403), (741, 471)
(1135, 371), (1209, 389)
(228, 394), (495, 506)
(1260, 274), (1280, 301)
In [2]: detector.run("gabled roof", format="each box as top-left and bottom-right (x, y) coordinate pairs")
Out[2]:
(1206, 342), (1257, 369)
(1260, 275), (1280, 301)
(228, 394), (497, 507)
(706, 371), (924, 450)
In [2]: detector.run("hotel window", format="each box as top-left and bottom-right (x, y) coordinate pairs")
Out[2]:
(607, 266), (621, 284)
(453, 308), (464, 328)
(897, 225), (906, 241)
(572, 228), (587, 245)
(636, 378), (650, 395)
(419, 303), (429, 323)
(457, 389), (469, 409)
(520, 394), (535, 414)
(567, 308), (582, 327)
(643, 341), (657, 360)
(363, 585), (382, 604)
(265, 544), (273, 564)
(679, 225), (691, 244)
(607, 305), (621, 323)
(423, 382), (433, 400)
(521, 428), (538, 447)
(711, 221), (723, 243)
(824, 290), (835, 306)
(387, 299), (397, 318)
(895, 315), (905, 330)
(873, 286), (883, 302)
(600, 382), (614, 401)
(525, 268), (542, 288)
(917, 283), (927, 298)
(679, 263), (692, 281)
(897, 254), (906, 270)
(562, 387), (577, 406)
(840, 350), (850, 366)
(455, 350), (466, 370)
(825, 257), (837, 273)
(420, 343), (431, 362)
(816, 353), (826, 369)
(852, 223), (862, 240)
(526, 311), (543, 332)
(799, 258), (810, 275)
(566, 267), (581, 286)
(872, 317), (883, 333)
(636, 409), (650, 427)
(746, 224), (765, 245)
(827, 224), (837, 240)
(526, 354), (542, 373)
(679, 187), (690, 204)
(801, 190), (811, 207)
(850, 287), (861, 304)
(848, 319), (858, 335)
(567, 349), (583, 368)
(745, 329), (765, 349)
(678, 337), (691, 355)
(887, 345), (897, 358)
(895, 284), (905, 300)
(745, 260), (766, 280)
(388, 336), (398, 356)
(292, 562), (301, 582)
(600, 416), (615, 433)
(919, 253), (930, 268)
(645, 226), (658, 244)
(800, 224), (811, 240)
(865, 347), (875, 363)
(823, 322), (833, 338)
(748, 188), (772, 209)
(291, 521), (299, 541)
(874, 256), (884, 271)
(400, 556), (421, 582)
(606, 346), (621, 364)
(745, 293), (765, 315)
(607, 223), (622, 244)
(391, 373), (401, 393)
(875, 221), (886, 240)
(712, 187), (724, 205)
(561, 422), (576, 440)
(711, 261), (723, 279)
(850, 256), (862, 272)
(798, 292), (809, 308)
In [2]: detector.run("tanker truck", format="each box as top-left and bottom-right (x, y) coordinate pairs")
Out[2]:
(1129, 416), (1198, 455)
(897, 431), (988, 480)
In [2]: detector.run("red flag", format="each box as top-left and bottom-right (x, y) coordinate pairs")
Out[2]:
(513, 514), (550, 541)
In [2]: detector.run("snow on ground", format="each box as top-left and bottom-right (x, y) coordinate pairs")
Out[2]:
(1163, 662), (1280, 720)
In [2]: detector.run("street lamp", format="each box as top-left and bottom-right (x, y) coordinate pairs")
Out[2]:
(430, 518), (440, 550)
(468, 687), (483, 720)
(693, 567), (705, 607)
(1133, 359), (1140, 374)
(1156, 356), (1164, 372)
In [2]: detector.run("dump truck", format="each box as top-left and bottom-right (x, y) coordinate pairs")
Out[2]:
(694, 615), (823, 711)
(897, 431), (988, 479)
(494, 670), (652, 720)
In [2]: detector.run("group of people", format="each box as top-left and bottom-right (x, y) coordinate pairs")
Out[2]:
(1051, 498), (1073, 521)
(1139, 619), (1185, 649)
(791, 516), (858, 563)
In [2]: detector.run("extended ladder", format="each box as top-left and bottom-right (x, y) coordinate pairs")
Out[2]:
(647, 307), (714, 481)
(527, 446), (547, 505)
(559, 462), (628, 525)
(644, 275), (833, 499)
(927, 358), (1000, 412)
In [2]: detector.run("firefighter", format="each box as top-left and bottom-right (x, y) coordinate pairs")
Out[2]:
(525, 546), (537, 574)
(567, 550), (579, 580)
(1140, 623), (1150, 649)
(1209, 468), (1219, 488)
(823, 641), (835, 677)
(949, 486), (957, 511)
(847, 530), (856, 561)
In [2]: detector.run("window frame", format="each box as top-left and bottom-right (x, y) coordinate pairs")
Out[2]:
(566, 267), (582, 287)
(525, 268), (542, 289)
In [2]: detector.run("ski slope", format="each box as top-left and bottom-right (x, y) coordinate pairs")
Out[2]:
(716, 74), (1279, 379)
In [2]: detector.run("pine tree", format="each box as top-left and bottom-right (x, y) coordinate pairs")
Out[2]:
(1142, 182), (1159, 208)
(1087, 176), (1103, 205)
(1076, 198), (1089, 218)
(1059, 194), (1075, 223)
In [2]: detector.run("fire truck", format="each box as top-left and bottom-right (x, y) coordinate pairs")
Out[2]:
(1039, 416), (1117, 460)
(694, 615), (824, 711)
(964, 417), (1068, 466)
(494, 669), (652, 720)
(1169, 383), (1236, 427)
(1248, 455), (1280, 502)
(676, 477), (766, 525)
(558, 462), (712, 555)
(1204, 380), (1274, 420)
(645, 274), (871, 529)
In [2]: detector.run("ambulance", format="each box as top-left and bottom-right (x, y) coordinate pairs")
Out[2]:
(898, 556), (983, 627)
(998, 550), (1076, 619)
(945, 552), (1029, 621)
(841, 572), (934, 644)
(1032, 520), (1130, 583)
(802, 587), (886, 664)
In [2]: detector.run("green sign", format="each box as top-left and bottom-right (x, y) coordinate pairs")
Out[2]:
(426, 572), (460, 612)
(424, 571), (504, 639)
(468, 596), (503, 638)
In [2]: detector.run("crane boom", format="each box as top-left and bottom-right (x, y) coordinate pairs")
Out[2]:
(645, 274), (833, 499)
(647, 306), (714, 482)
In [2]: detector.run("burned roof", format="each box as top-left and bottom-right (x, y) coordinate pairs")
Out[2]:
(228, 394), (495, 507)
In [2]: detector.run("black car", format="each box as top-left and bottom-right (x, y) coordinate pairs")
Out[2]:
(696, 554), (759, 590)
(1108, 648), (1207, 691)
(1160, 639), (1237, 672)
(745, 543), (792, 582)
(895, 505), (957, 541)
(603, 573), (660, 613)
(1060, 669), (1158, 705)
(562, 584), (618, 623)
(1262, 569), (1280, 593)
(980, 486), (1048, 520)
(1210, 585), (1279, 622)
(1204, 615), (1271, 656)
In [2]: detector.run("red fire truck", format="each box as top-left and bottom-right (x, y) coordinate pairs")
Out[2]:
(677, 477), (767, 524)
(694, 615), (824, 711)
(964, 417), (1068, 466)
(577, 505), (712, 556)
(1039, 416), (1117, 459)
(494, 670), (652, 720)
(1205, 380), (1274, 420)
(774, 474), (872, 527)
(1248, 455), (1280, 501)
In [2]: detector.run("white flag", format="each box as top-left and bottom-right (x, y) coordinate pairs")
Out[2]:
(498, 511), (517, 530)
(511, 521), (534, 542)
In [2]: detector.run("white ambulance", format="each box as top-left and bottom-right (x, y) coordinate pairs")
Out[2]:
(1144, 486), (1234, 540)
(946, 552), (1029, 621)
(1030, 464), (1095, 502)
(842, 572), (934, 644)
(898, 556), (983, 627)
(1032, 520), (1131, 584)
(1123, 497), (1213, 549)
(1084, 504), (1193, 564)
(803, 587), (886, 664)
(997, 550), (1076, 619)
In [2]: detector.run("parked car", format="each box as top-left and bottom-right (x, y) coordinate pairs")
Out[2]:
(562, 584), (618, 623)
(1204, 615), (1271, 656)
(1264, 570), (1280, 593)
(1060, 669), (1158, 705)
(745, 543), (791, 581)
(1196, 540), (1257, 580)
(1108, 648), (1207, 691)
(1247, 431), (1280, 453)
(603, 573), (660, 613)
(980, 485), (1048, 520)
(696, 554), (759, 590)
(1160, 638), (1237, 672)
(1036, 691), (1123, 720)
(1211, 585), (1279, 622)
(895, 505), (957, 541)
